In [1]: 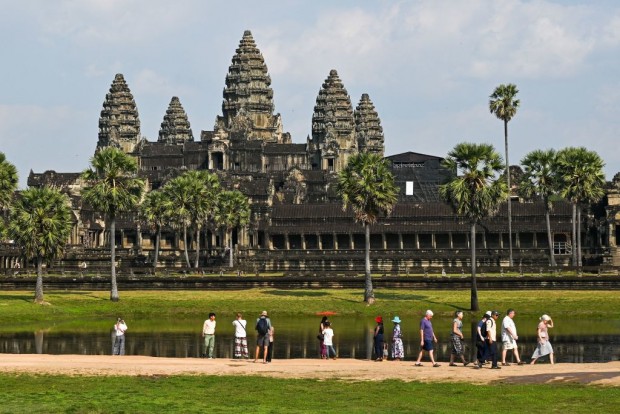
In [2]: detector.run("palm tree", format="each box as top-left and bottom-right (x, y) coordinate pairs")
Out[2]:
(337, 152), (398, 304)
(215, 190), (251, 268)
(0, 152), (18, 236)
(81, 147), (144, 302)
(556, 147), (605, 267)
(520, 149), (559, 267)
(140, 189), (170, 267)
(440, 142), (507, 311)
(8, 187), (73, 303)
(163, 171), (220, 268)
(489, 84), (520, 267)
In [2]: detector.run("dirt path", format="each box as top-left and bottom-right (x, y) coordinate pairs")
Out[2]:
(0, 354), (618, 386)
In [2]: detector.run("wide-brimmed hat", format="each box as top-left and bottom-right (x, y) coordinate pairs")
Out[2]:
(375, 316), (383, 323)
(261, 310), (268, 316)
(484, 311), (492, 318)
(541, 314), (551, 321)
(392, 316), (401, 324)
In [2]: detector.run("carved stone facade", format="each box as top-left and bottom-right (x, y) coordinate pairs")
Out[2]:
(97, 74), (141, 153)
(355, 93), (384, 157)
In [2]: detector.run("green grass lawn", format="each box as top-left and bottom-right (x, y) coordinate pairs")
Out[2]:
(0, 374), (617, 413)
(1, 289), (619, 334)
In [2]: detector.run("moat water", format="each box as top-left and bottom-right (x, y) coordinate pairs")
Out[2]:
(2, 315), (619, 363)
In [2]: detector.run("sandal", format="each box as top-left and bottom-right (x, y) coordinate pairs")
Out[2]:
(433, 363), (441, 367)
(414, 363), (423, 367)
(502, 362), (511, 366)
(449, 363), (457, 366)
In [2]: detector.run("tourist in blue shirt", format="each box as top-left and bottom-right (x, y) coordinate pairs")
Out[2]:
(415, 310), (440, 367)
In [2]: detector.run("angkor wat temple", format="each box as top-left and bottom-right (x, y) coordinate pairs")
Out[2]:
(5, 30), (620, 272)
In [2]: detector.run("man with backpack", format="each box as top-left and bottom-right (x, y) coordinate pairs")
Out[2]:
(254, 310), (272, 364)
(479, 310), (501, 369)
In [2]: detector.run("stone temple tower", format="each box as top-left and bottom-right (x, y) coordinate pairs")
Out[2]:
(158, 96), (194, 145)
(214, 30), (289, 143)
(309, 69), (357, 172)
(96, 73), (140, 153)
(354, 93), (384, 157)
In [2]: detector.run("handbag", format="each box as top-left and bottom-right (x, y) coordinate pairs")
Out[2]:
(317, 333), (324, 341)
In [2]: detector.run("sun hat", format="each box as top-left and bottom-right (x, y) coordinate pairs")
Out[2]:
(484, 311), (492, 318)
(541, 314), (551, 321)
(392, 316), (401, 323)
(261, 310), (268, 316)
(375, 316), (383, 323)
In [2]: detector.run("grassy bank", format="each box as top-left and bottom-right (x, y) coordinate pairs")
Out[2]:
(1, 289), (619, 333)
(0, 374), (617, 413)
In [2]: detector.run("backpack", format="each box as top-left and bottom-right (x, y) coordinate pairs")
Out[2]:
(256, 318), (269, 336)
(480, 319), (488, 339)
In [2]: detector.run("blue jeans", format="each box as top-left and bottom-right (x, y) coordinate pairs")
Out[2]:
(326, 345), (336, 358)
(374, 334), (384, 359)
(113, 335), (125, 355)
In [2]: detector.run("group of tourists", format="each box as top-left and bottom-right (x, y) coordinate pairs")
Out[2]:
(112, 309), (556, 366)
(401, 309), (555, 368)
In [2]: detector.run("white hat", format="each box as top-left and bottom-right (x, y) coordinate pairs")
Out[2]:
(541, 314), (551, 321)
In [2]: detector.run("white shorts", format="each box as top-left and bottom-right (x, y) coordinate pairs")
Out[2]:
(503, 339), (517, 350)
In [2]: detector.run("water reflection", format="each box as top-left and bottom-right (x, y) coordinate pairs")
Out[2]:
(1, 324), (618, 363)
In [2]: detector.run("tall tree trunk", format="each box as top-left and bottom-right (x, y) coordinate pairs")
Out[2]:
(153, 226), (161, 267)
(577, 206), (582, 267)
(182, 224), (190, 267)
(364, 223), (374, 304)
(229, 228), (234, 268)
(194, 224), (201, 269)
(34, 255), (44, 304)
(545, 202), (556, 267)
(110, 215), (119, 302)
(470, 222), (479, 311)
(504, 119), (513, 267)
(571, 202), (577, 266)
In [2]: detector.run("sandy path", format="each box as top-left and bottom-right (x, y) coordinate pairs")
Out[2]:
(0, 354), (618, 386)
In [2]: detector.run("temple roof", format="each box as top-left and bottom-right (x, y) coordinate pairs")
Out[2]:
(354, 93), (384, 156)
(158, 97), (193, 144)
(311, 69), (356, 148)
(97, 74), (140, 152)
(386, 152), (444, 163)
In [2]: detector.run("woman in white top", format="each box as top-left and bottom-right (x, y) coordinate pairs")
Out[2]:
(530, 314), (554, 364)
(232, 313), (249, 359)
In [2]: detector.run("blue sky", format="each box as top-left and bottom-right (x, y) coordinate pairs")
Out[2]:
(2, 0), (620, 187)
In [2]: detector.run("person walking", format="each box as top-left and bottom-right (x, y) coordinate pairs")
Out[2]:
(112, 317), (127, 356)
(319, 316), (329, 359)
(202, 312), (217, 358)
(391, 316), (404, 361)
(530, 314), (555, 365)
(501, 309), (523, 366)
(232, 313), (249, 359)
(373, 316), (384, 361)
(449, 311), (469, 366)
(479, 310), (500, 369)
(322, 322), (336, 359)
(254, 310), (272, 363)
(415, 310), (440, 367)
(476, 311), (491, 366)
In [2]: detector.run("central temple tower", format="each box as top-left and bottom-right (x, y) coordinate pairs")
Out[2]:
(214, 30), (289, 143)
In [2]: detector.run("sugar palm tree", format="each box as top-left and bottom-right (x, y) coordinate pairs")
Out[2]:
(0, 152), (18, 237)
(163, 171), (220, 268)
(162, 174), (193, 267)
(338, 152), (398, 304)
(8, 187), (73, 303)
(489, 84), (520, 267)
(440, 142), (507, 311)
(520, 149), (559, 267)
(140, 189), (170, 267)
(556, 147), (605, 266)
(215, 190), (251, 268)
(81, 147), (144, 302)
